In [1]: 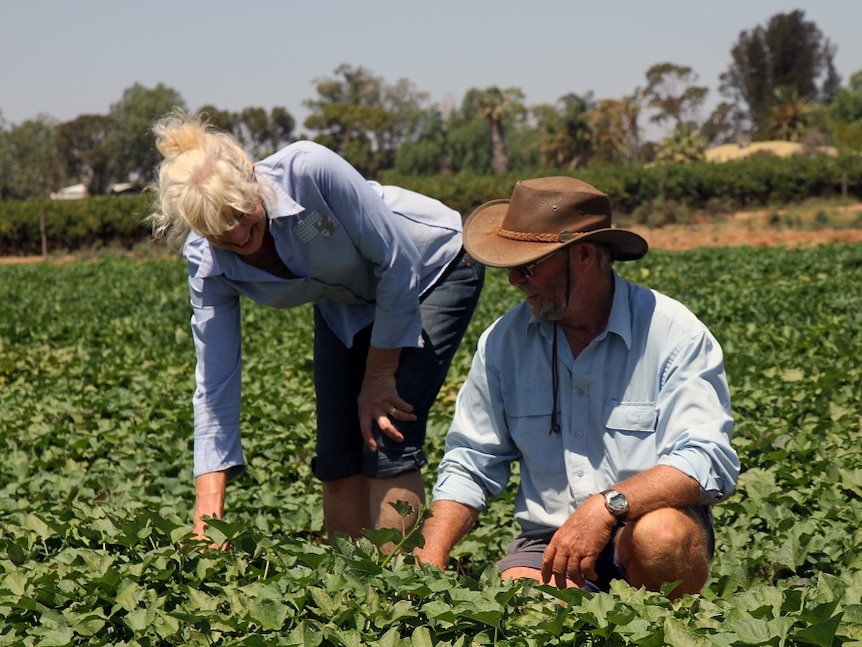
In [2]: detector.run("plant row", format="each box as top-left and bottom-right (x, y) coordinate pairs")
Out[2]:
(3, 154), (862, 256)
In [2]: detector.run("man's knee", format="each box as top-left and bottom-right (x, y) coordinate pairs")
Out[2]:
(501, 566), (544, 582)
(618, 507), (711, 596)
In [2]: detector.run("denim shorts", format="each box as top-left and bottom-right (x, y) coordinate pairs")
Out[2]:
(496, 505), (714, 592)
(311, 248), (484, 481)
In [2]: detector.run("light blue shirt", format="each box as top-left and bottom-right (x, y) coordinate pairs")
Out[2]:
(432, 272), (740, 537)
(184, 141), (463, 477)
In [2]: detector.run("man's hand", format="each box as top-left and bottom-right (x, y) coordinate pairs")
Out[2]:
(413, 546), (447, 571)
(414, 500), (480, 571)
(540, 493), (617, 589)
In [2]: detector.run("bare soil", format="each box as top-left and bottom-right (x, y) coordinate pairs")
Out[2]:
(627, 203), (862, 251)
(631, 222), (862, 252)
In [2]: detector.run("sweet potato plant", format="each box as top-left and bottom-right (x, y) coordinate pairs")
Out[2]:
(2, 243), (862, 645)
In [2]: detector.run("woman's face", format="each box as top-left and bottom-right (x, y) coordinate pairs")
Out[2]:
(207, 201), (267, 255)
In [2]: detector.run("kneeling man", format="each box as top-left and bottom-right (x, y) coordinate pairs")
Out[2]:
(415, 177), (740, 598)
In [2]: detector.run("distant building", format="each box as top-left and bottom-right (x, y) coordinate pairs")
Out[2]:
(108, 182), (142, 195)
(49, 182), (143, 199)
(50, 183), (88, 200)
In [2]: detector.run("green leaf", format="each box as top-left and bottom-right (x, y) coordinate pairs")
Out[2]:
(796, 612), (843, 647)
(248, 596), (289, 631)
(663, 616), (713, 647)
(411, 625), (434, 647)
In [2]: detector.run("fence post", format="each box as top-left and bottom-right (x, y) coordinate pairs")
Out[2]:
(40, 207), (48, 258)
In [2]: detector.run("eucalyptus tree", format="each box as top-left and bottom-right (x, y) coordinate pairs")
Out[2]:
(195, 105), (235, 135)
(304, 64), (429, 176)
(103, 83), (186, 183)
(234, 107), (295, 159)
(643, 63), (708, 133)
(701, 102), (744, 146)
(829, 70), (862, 152)
(588, 94), (642, 165)
(392, 105), (449, 175)
(719, 9), (840, 138)
(56, 114), (111, 194)
(0, 115), (62, 200)
(0, 113), (10, 200)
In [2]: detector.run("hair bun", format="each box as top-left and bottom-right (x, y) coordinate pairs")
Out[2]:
(154, 112), (207, 159)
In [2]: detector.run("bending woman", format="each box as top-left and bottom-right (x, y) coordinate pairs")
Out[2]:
(149, 111), (484, 541)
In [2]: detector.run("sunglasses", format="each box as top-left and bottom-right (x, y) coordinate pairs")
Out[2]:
(514, 249), (564, 278)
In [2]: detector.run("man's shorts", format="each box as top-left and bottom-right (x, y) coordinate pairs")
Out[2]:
(496, 505), (715, 592)
(311, 249), (484, 481)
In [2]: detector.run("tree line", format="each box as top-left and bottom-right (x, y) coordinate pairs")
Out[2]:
(2, 9), (861, 202)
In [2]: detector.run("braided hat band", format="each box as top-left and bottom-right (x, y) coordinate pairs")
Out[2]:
(497, 228), (583, 243)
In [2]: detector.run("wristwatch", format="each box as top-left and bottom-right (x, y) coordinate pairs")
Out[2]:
(601, 489), (629, 526)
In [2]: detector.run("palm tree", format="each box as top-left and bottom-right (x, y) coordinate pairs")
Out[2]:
(770, 86), (811, 142)
(655, 124), (708, 164)
(476, 87), (526, 175)
(533, 93), (594, 169)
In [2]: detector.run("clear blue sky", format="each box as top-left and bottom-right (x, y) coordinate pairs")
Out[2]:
(2, 0), (860, 141)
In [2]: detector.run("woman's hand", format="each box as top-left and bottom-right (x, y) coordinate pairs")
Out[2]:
(194, 470), (229, 549)
(358, 346), (416, 451)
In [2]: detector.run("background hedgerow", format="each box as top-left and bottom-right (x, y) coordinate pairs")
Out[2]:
(1, 243), (862, 645)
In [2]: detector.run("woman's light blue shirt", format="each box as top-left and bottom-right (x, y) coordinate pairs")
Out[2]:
(184, 141), (462, 477)
(432, 272), (740, 537)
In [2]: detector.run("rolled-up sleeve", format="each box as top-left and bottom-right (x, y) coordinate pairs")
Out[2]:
(656, 329), (740, 504)
(189, 273), (246, 478)
(433, 332), (519, 509)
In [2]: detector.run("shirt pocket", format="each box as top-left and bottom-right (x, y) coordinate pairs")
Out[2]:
(603, 401), (658, 476)
(507, 389), (566, 477)
(603, 402), (657, 433)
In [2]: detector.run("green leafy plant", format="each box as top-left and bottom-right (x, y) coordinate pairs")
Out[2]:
(2, 246), (862, 644)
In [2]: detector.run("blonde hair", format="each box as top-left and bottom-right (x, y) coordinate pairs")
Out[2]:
(148, 110), (270, 246)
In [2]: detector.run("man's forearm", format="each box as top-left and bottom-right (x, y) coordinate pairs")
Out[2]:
(415, 499), (480, 569)
(614, 464), (702, 520)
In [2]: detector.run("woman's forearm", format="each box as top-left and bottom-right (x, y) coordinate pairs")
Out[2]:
(193, 470), (228, 540)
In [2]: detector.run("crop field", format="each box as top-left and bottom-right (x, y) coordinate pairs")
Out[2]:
(2, 243), (862, 645)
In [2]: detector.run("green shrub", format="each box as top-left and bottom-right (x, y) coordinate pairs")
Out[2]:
(3, 153), (861, 256)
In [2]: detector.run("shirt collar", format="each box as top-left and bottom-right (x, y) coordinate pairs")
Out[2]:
(184, 172), (306, 278)
(256, 172), (304, 222)
(527, 270), (633, 350)
(606, 271), (633, 350)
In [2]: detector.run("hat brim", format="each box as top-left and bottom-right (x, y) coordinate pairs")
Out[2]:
(463, 199), (649, 267)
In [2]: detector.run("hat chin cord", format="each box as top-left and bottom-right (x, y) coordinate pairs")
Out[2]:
(548, 249), (571, 435)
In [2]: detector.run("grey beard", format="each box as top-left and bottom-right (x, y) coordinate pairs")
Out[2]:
(529, 299), (566, 322)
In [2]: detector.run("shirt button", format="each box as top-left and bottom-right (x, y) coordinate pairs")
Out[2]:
(576, 389), (586, 397)
(577, 470), (585, 477)
(575, 430), (583, 438)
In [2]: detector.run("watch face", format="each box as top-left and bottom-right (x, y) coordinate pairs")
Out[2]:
(605, 491), (628, 514)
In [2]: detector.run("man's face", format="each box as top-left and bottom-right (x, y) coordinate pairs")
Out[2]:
(508, 247), (571, 321)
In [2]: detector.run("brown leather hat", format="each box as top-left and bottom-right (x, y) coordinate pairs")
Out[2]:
(462, 176), (648, 267)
